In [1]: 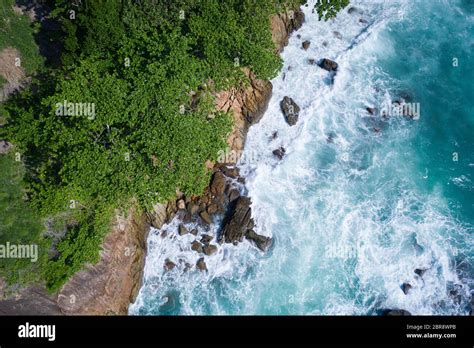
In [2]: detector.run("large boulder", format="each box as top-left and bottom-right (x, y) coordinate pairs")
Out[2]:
(280, 96), (300, 126)
(210, 171), (226, 196)
(318, 58), (338, 72)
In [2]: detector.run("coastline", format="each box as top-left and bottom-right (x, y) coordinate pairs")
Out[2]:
(0, 6), (305, 315)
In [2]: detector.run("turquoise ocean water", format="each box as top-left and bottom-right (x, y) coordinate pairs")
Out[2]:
(130, 0), (473, 315)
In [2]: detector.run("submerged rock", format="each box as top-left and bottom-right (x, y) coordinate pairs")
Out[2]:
(318, 58), (338, 72)
(280, 96), (300, 126)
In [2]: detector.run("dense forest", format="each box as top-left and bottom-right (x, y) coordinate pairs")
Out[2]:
(0, 0), (348, 292)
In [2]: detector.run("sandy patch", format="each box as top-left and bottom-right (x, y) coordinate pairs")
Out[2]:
(0, 47), (26, 101)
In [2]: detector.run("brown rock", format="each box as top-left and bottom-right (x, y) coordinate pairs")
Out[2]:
(203, 244), (218, 256)
(271, 9), (305, 52)
(210, 172), (226, 196)
(187, 202), (199, 215)
(302, 40), (311, 50)
(164, 259), (176, 271)
(207, 203), (219, 215)
(200, 211), (213, 225)
(220, 196), (254, 244)
(55, 206), (149, 315)
(318, 58), (338, 72)
(221, 166), (239, 178)
(201, 234), (213, 245)
(191, 241), (203, 253)
(178, 224), (188, 236)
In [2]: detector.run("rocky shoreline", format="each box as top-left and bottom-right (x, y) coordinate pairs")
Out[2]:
(0, 7), (305, 315)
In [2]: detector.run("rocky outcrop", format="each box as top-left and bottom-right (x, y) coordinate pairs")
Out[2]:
(247, 230), (273, 252)
(280, 96), (300, 126)
(215, 8), (304, 160)
(0, 205), (149, 315)
(219, 196), (271, 251)
(57, 206), (148, 315)
(271, 9), (305, 52)
(215, 68), (273, 158)
(220, 196), (254, 244)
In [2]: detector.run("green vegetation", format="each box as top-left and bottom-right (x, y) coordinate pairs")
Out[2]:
(0, 0), (43, 75)
(0, 0), (302, 292)
(0, 153), (47, 287)
(315, 0), (350, 21)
